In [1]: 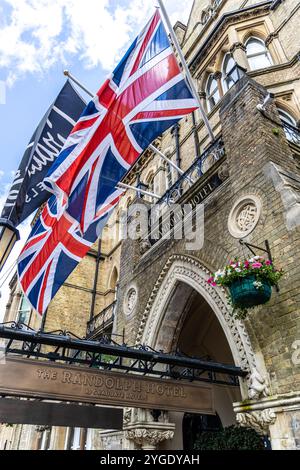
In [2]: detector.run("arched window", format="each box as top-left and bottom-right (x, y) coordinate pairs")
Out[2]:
(278, 108), (297, 127)
(146, 172), (155, 194)
(245, 37), (272, 71)
(206, 74), (220, 112)
(222, 53), (238, 92)
(109, 267), (119, 291)
(277, 108), (298, 143)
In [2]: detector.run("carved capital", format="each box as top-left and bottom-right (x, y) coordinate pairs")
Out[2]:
(125, 427), (175, 449)
(236, 409), (276, 435)
(140, 238), (152, 255)
(198, 91), (206, 100)
(265, 32), (279, 47)
(213, 71), (222, 80)
(217, 162), (229, 182)
(230, 42), (246, 54)
(124, 408), (175, 449)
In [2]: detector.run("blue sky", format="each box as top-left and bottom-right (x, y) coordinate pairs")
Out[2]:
(0, 0), (193, 319)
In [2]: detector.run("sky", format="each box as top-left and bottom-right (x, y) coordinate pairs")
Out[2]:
(0, 0), (194, 321)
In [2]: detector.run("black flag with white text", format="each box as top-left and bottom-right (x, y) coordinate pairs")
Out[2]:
(0, 80), (86, 227)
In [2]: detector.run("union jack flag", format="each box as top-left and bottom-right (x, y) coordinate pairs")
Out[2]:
(18, 10), (198, 315)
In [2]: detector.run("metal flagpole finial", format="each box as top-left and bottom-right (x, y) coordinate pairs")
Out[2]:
(63, 70), (70, 77)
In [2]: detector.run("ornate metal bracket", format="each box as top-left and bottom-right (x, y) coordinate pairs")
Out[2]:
(239, 239), (279, 292)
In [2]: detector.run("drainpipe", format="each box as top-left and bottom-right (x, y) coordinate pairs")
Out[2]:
(90, 239), (102, 323)
(192, 111), (201, 157)
(172, 123), (181, 173)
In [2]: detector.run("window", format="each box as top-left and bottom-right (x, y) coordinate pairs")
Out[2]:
(278, 108), (299, 143)
(17, 294), (31, 325)
(222, 53), (239, 92)
(278, 109), (297, 127)
(206, 74), (220, 112)
(145, 172), (155, 201)
(245, 37), (272, 71)
(166, 162), (176, 189)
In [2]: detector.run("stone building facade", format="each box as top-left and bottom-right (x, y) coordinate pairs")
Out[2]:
(1, 0), (300, 450)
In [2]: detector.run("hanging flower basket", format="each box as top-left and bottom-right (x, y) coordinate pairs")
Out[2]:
(229, 274), (272, 309)
(208, 257), (284, 319)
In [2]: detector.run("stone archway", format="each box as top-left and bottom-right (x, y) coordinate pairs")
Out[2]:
(136, 254), (269, 400)
(125, 255), (273, 449)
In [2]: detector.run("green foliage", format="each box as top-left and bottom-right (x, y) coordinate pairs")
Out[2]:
(272, 127), (280, 136)
(194, 426), (265, 451)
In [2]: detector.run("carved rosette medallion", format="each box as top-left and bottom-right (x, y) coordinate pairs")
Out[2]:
(228, 195), (262, 238)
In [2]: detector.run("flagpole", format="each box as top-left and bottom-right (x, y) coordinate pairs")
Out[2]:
(117, 182), (160, 200)
(62, 71), (185, 177)
(64, 70), (94, 98)
(157, 0), (215, 142)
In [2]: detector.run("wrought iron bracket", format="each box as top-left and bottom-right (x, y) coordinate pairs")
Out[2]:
(239, 239), (279, 292)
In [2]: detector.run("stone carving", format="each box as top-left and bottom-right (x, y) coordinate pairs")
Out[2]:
(125, 428), (174, 449)
(230, 42), (246, 54)
(217, 162), (229, 182)
(237, 203), (258, 232)
(248, 368), (270, 399)
(124, 287), (137, 317)
(265, 32), (279, 47)
(228, 195), (262, 238)
(140, 238), (152, 255)
(236, 409), (276, 435)
(124, 407), (175, 450)
(136, 255), (260, 381)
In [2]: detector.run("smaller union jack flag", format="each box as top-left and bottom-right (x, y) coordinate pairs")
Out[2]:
(18, 10), (199, 315)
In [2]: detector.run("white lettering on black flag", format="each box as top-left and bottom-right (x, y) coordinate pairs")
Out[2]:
(1, 81), (86, 226)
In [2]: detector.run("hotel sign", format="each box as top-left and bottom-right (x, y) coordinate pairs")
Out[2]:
(0, 358), (214, 414)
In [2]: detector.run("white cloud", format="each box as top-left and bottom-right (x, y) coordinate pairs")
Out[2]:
(0, 0), (193, 86)
(0, 170), (4, 180)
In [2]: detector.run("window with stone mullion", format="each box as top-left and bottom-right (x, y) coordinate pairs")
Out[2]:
(206, 74), (220, 112)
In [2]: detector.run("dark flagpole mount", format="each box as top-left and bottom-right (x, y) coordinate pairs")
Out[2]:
(239, 239), (280, 292)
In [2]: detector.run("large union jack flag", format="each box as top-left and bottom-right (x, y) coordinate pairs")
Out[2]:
(18, 10), (198, 315)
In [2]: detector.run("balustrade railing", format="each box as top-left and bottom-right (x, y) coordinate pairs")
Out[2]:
(87, 301), (116, 337)
(147, 137), (226, 247)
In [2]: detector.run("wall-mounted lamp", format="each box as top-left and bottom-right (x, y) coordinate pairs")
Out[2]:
(0, 219), (20, 273)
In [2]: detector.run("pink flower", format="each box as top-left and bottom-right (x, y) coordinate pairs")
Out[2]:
(244, 261), (250, 268)
(252, 262), (263, 269)
(265, 260), (272, 266)
(207, 277), (214, 284)
(211, 282), (217, 287)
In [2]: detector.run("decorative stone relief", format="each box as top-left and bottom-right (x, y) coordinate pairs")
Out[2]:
(125, 428), (174, 450)
(236, 409), (276, 435)
(248, 368), (270, 400)
(124, 286), (138, 317)
(124, 408), (175, 450)
(228, 195), (262, 239)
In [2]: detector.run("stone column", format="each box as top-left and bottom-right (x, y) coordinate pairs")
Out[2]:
(123, 408), (175, 450)
(213, 71), (223, 98)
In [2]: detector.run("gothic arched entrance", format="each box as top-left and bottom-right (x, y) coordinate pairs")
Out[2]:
(137, 255), (268, 450)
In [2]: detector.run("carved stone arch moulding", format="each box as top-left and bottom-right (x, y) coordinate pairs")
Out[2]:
(136, 255), (260, 379)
